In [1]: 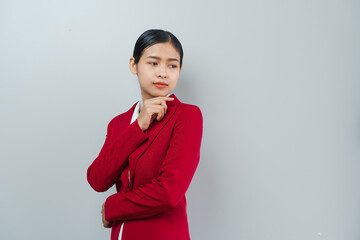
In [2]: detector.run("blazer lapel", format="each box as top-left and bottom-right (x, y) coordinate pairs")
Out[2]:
(128, 93), (181, 189)
(122, 102), (138, 125)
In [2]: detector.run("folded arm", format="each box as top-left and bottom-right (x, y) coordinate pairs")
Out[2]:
(104, 106), (203, 221)
(87, 119), (149, 192)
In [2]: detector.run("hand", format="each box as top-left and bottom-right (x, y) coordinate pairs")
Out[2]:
(101, 203), (112, 228)
(137, 96), (174, 131)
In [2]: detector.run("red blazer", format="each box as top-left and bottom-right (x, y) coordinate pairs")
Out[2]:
(87, 94), (203, 240)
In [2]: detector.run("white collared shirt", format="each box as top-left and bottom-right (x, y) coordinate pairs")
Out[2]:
(119, 93), (173, 240)
(130, 98), (142, 125)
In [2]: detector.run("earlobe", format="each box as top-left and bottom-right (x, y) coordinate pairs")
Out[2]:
(129, 57), (137, 75)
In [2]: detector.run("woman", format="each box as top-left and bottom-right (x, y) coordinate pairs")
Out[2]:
(87, 29), (203, 240)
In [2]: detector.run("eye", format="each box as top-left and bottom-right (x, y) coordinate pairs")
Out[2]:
(148, 62), (158, 66)
(169, 65), (178, 68)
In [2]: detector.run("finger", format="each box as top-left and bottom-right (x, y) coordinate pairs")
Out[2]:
(147, 107), (159, 121)
(155, 96), (174, 103)
(148, 106), (164, 121)
(155, 96), (174, 100)
(148, 99), (166, 109)
(104, 219), (112, 228)
(151, 100), (167, 115)
(148, 97), (174, 105)
(160, 101), (167, 117)
(159, 100), (168, 114)
(155, 100), (168, 116)
(152, 105), (165, 121)
(150, 113), (157, 123)
(144, 98), (171, 115)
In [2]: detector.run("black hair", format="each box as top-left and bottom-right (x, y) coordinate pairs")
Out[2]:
(133, 29), (184, 67)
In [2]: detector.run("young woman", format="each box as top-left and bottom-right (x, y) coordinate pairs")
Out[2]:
(87, 29), (203, 240)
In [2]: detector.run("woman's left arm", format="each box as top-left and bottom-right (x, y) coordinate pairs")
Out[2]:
(104, 105), (203, 221)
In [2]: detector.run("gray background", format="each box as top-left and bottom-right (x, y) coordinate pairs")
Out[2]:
(1, 0), (359, 239)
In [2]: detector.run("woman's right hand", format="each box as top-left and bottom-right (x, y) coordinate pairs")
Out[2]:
(137, 96), (174, 131)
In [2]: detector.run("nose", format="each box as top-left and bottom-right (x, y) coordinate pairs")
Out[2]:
(157, 64), (168, 78)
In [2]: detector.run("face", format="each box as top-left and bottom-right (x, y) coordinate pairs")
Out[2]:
(129, 42), (181, 101)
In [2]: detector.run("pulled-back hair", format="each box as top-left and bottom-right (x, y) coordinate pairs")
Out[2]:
(133, 29), (183, 67)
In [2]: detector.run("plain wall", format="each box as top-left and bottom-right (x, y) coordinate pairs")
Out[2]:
(1, 0), (359, 239)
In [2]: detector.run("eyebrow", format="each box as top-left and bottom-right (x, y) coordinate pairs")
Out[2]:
(146, 56), (179, 62)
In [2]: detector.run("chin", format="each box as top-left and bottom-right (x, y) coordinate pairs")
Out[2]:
(154, 90), (171, 96)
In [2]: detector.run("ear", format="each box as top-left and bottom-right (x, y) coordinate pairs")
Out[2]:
(129, 57), (137, 75)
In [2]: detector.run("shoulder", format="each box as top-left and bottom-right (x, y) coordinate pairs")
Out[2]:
(175, 102), (203, 123)
(108, 113), (124, 127)
(107, 102), (137, 130)
(172, 102), (203, 137)
(178, 102), (202, 114)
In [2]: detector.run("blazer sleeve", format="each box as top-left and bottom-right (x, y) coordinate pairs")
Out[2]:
(87, 118), (149, 192)
(104, 105), (203, 221)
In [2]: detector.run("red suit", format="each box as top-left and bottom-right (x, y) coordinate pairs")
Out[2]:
(87, 94), (203, 240)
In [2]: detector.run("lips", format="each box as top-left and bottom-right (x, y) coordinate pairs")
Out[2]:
(154, 82), (168, 88)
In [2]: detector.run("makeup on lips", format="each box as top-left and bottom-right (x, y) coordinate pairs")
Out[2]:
(154, 82), (168, 88)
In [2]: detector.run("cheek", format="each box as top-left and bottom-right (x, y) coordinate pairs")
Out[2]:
(169, 70), (180, 80)
(138, 66), (154, 78)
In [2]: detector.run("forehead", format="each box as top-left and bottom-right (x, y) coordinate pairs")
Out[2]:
(142, 42), (180, 59)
